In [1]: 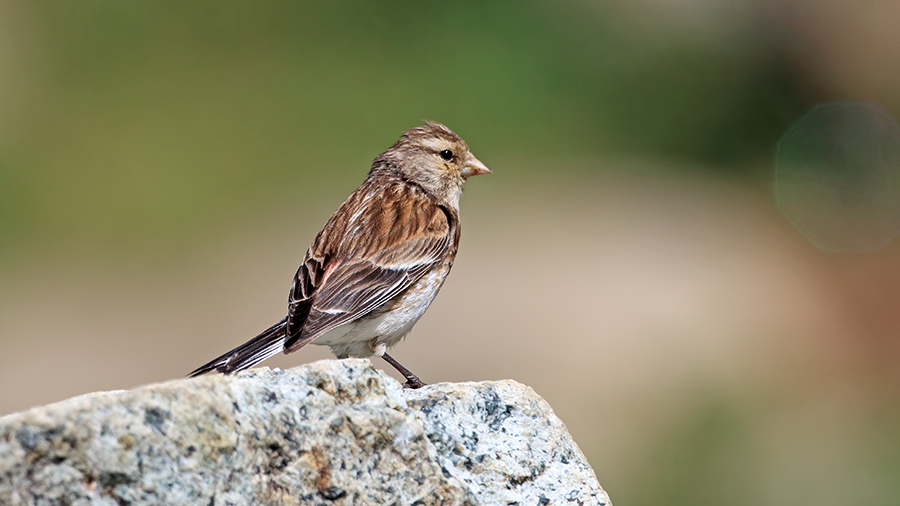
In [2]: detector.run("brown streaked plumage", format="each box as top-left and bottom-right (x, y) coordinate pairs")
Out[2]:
(189, 122), (490, 388)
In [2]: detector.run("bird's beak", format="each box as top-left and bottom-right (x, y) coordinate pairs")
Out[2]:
(462, 152), (491, 178)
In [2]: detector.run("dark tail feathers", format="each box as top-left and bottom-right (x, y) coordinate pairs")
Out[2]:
(188, 318), (288, 377)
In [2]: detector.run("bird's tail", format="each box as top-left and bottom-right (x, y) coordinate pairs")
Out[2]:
(188, 318), (288, 377)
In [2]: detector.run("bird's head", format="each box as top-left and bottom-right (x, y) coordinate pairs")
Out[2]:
(373, 121), (490, 208)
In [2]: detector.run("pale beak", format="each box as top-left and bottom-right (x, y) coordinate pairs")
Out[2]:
(461, 152), (491, 178)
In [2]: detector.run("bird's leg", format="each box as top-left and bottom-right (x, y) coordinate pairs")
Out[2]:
(381, 353), (427, 389)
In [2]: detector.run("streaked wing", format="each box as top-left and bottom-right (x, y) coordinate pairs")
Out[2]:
(285, 255), (325, 340)
(284, 178), (457, 352)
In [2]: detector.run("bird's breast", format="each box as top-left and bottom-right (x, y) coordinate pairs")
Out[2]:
(311, 261), (453, 356)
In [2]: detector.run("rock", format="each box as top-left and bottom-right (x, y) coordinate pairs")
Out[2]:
(0, 359), (611, 506)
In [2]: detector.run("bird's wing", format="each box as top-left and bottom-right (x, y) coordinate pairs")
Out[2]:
(284, 182), (457, 352)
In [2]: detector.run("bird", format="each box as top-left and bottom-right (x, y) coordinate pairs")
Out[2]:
(189, 121), (490, 388)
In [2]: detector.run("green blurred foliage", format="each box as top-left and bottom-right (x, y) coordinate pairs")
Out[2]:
(0, 0), (812, 262)
(628, 400), (756, 506)
(625, 390), (900, 506)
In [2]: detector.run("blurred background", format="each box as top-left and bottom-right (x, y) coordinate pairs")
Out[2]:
(2, 1), (900, 504)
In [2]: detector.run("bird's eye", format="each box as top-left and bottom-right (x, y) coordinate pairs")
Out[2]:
(439, 149), (453, 161)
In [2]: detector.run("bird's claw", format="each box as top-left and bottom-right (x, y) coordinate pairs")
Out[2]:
(402, 377), (427, 389)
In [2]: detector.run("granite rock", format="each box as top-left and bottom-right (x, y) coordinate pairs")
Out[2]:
(0, 359), (610, 506)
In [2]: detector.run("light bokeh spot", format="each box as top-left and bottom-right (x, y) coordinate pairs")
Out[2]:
(776, 103), (900, 252)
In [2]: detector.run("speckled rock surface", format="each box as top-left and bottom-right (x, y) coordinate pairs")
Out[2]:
(0, 359), (610, 506)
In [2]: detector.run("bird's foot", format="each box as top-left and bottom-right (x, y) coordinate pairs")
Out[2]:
(402, 376), (427, 389)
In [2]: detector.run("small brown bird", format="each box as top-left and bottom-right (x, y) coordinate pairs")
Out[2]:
(189, 122), (490, 387)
